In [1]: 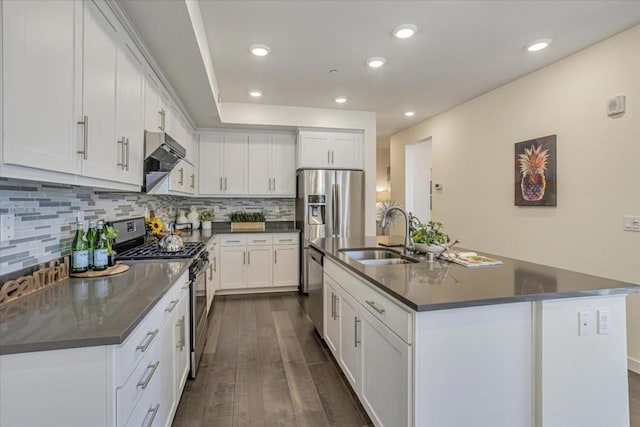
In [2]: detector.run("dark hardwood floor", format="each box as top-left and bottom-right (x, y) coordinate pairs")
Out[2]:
(172, 292), (640, 427)
(172, 293), (372, 427)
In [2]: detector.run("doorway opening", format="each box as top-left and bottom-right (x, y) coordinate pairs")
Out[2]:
(405, 138), (432, 223)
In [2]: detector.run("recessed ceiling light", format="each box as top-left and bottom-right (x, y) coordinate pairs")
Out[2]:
(249, 90), (263, 97)
(250, 44), (270, 56)
(334, 96), (348, 104)
(404, 111), (415, 117)
(367, 57), (386, 68)
(527, 38), (552, 52)
(393, 24), (417, 39)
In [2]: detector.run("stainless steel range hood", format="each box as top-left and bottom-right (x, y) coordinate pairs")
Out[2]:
(144, 131), (186, 192)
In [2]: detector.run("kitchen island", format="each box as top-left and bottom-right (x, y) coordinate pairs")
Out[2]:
(311, 236), (639, 427)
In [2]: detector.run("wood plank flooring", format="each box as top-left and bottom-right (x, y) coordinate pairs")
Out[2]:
(173, 292), (640, 427)
(172, 293), (372, 427)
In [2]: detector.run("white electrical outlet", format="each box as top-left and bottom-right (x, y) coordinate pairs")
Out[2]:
(598, 309), (611, 335)
(579, 311), (592, 336)
(1, 214), (15, 242)
(273, 206), (280, 213)
(213, 206), (219, 213)
(623, 215), (640, 232)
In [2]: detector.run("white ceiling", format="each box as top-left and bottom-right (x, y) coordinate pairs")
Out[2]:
(120, 1), (640, 143)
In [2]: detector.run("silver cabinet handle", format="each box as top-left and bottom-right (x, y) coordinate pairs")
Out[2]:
(268, 177), (271, 191)
(278, 239), (293, 242)
(178, 168), (184, 185)
(213, 256), (217, 272)
(117, 137), (125, 168)
(273, 177), (276, 191)
(354, 317), (361, 347)
(190, 174), (195, 189)
(136, 329), (159, 352)
(227, 240), (240, 243)
(366, 300), (386, 315)
(77, 115), (88, 160)
(224, 177), (227, 190)
(137, 361), (160, 389)
(253, 239), (267, 242)
(274, 249), (277, 264)
(144, 404), (160, 427)
(243, 250), (246, 265)
(248, 251), (251, 265)
(165, 299), (179, 313)
(331, 150), (334, 164)
(327, 150), (331, 164)
(219, 177), (223, 191)
(124, 138), (130, 171)
(159, 109), (165, 131)
(181, 283), (190, 290)
(331, 293), (335, 319)
(177, 315), (186, 350)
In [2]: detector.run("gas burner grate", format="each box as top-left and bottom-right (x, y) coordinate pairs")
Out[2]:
(117, 242), (204, 260)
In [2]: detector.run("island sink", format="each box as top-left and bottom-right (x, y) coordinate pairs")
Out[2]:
(338, 247), (418, 265)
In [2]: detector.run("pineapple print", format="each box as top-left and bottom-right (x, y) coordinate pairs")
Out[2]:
(519, 144), (550, 201)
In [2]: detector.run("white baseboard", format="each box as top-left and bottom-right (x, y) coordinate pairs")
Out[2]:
(629, 356), (640, 374)
(215, 286), (298, 296)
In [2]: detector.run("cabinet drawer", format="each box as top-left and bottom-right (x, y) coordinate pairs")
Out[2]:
(206, 237), (218, 252)
(117, 336), (162, 427)
(115, 274), (184, 386)
(219, 235), (247, 246)
(247, 235), (273, 246)
(273, 233), (299, 245)
(325, 259), (413, 344)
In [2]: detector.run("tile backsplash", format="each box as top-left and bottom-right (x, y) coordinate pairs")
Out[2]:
(0, 178), (294, 274)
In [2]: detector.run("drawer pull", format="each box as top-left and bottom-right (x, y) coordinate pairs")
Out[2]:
(165, 299), (179, 313)
(253, 239), (267, 242)
(366, 300), (386, 315)
(136, 329), (159, 352)
(181, 283), (190, 290)
(144, 403), (160, 427)
(137, 361), (160, 389)
(227, 240), (240, 243)
(279, 239), (293, 242)
(354, 316), (361, 347)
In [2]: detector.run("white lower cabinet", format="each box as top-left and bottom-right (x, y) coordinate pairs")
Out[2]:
(218, 233), (299, 292)
(323, 259), (412, 427)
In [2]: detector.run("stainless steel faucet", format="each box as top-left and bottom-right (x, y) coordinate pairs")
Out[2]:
(381, 206), (413, 252)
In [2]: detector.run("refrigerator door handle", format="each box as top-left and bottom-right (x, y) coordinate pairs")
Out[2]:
(333, 183), (340, 237)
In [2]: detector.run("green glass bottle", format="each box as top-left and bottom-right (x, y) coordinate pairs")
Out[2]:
(71, 221), (89, 273)
(93, 222), (108, 271)
(86, 221), (97, 269)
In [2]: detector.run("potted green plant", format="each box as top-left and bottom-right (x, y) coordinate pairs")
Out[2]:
(229, 211), (266, 231)
(199, 211), (215, 230)
(411, 220), (451, 254)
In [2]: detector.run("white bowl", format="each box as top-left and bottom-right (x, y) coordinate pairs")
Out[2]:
(413, 242), (449, 254)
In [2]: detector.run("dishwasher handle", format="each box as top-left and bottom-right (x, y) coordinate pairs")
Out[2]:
(308, 247), (324, 266)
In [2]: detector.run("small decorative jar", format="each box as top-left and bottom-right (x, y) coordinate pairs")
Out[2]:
(187, 206), (200, 230)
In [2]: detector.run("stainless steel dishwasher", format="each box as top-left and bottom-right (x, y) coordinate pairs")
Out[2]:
(307, 247), (324, 336)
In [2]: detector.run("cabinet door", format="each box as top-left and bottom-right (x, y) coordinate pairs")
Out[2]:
(331, 134), (362, 169)
(298, 133), (331, 168)
(81, 0), (119, 181)
(323, 276), (340, 356)
(360, 309), (411, 427)
(169, 160), (188, 193)
(271, 135), (296, 196)
(222, 134), (248, 194)
(198, 134), (223, 195)
(115, 34), (144, 186)
(175, 290), (190, 395)
(157, 312), (176, 427)
(159, 91), (172, 133)
(247, 135), (271, 195)
(219, 247), (246, 289)
(144, 71), (161, 132)
(2, 0), (80, 174)
(339, 290), (360, 391)
(246, 246), (273, 288)
(273, 245), (298, 287)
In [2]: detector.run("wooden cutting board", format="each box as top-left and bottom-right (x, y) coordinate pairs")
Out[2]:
(70, 262), (129, 278)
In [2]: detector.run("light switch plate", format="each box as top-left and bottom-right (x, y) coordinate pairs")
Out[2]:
(623, 215), (640, 232)
(579, 311), (592, 336)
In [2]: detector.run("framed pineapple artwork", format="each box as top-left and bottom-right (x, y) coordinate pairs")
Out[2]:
(515, 135), (557, 206)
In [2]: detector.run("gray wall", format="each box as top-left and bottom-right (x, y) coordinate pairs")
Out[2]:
(0, 178), (293, 274)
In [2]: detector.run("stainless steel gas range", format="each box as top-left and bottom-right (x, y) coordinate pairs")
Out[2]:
(111, 217), (209, 378)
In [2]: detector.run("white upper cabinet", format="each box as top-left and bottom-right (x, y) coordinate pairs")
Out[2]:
(115, 33), (145, 186)
(248, 134), (296, 197)
(2, 0), (81, 175)
(144, 70), (163, 133)
(198, 133), (248, 196)
(1, 0), (146, 190)
(298, 130), (363, 170)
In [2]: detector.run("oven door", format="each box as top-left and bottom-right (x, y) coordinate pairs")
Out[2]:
(190, 265), (208, 378)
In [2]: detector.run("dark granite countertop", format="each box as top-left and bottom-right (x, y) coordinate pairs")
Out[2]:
(311, 236), (640, 312)
(0, 260), (190, 355)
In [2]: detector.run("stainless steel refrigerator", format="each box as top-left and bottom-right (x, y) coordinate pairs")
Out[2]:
(296, 169), (364, 292)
